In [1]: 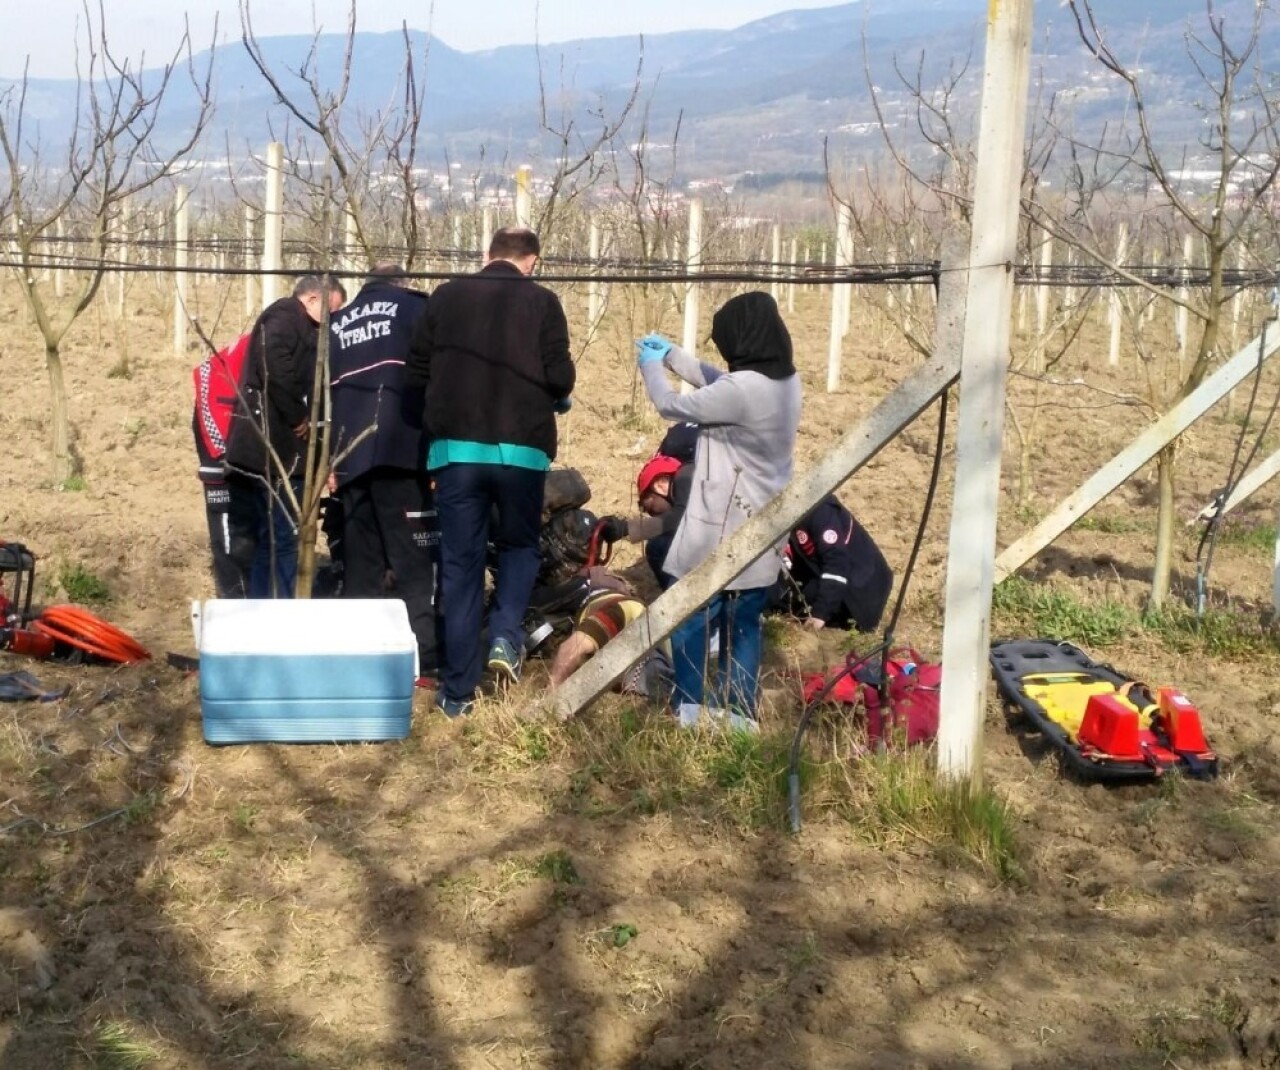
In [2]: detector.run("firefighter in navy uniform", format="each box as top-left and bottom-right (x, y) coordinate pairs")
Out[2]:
(769, 495), (892, 633)
(329, 264), (441, 681)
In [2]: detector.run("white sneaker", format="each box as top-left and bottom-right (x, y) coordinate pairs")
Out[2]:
(674, 703), (759, 734)
(675, 702), (703, 728)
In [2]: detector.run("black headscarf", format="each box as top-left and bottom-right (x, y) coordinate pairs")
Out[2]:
(711, 291), (795, 381)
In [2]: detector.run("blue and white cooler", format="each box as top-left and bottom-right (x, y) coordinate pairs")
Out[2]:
(197, 599), (417, 744)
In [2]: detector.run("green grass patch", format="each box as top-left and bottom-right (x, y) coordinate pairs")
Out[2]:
(1213, 520), (1276, 554)
(60, 474), (88, 492)
(1143, 604), (1278, 659)
(992, 576), (1137, 647)
(554, 710), (1021, 881)
(564, 711), (802, 830)
(992, 576), (1278, 659)
(534, 849), (581, 885)
(58, 562), (111, 605)
(231, 802), (259, 833)
(89, 1020), (158, 1069)
(841, 748), (1023, 882)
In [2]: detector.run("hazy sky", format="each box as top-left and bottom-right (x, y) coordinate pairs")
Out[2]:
(2, 1), (848, 78)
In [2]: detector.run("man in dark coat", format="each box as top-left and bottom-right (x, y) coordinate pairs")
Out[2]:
(405, 227), (574, 716)
(329, 264), (440, 680)
(222, 275), (342, 598)
(770, 495), (893, 633)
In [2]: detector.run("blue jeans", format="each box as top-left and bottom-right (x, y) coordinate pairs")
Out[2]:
(670, 587), (769, 717)
(433, 463), (544, 703)
(219, 474), (300, 598)
(248, 478), (302, 598)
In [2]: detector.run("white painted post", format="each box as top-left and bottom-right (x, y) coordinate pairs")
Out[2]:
(840, 209), (854, 338)
(1274, 501), (1280, 617)
(115, 198), (129, 318)
(681, 199), (704, 361)
(244, 205), (256, 319)
(53, 218), (65, 297)
(1035, 231), (1051, 337)
(1108, 222), (1128, 366)
(886, 245), (898, 313)
(451, 215), (462, 275)
(936, 0), (1035, 784)
(481, 206), (494, 257)
(587, 217), (603, 333)
(1146, 248), (1160, 324)
(261, 142), (285, 307)
(827, 202), (852, 391)
(770, 223), (782, 302)
(788, 237), (798, 314)
(343, 205), (359, 279)
(515, 165), (532, 228)
(996, 325), (1280, 580)
(1231, 245), (1244, 354)
(173, 184), (190, 357)
(1176, 232), (1192, 367)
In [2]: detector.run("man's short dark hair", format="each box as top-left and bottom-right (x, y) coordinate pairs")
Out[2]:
(365, 262), (407, 287)
(293, 274), (346, 302)
(489, 227), (540, 262)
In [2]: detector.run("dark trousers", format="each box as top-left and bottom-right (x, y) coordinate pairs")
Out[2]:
(644, 532), (678, 592)
(338, 469), (442, 675)
(433, 463), (545, 703)
(204, 475), (300, 599)
(203, 479), (256, 598)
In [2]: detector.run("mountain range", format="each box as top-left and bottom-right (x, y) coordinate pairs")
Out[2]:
(3, 1), (1275, 186)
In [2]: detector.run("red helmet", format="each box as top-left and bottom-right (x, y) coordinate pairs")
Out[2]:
(636, 454), (682, 500)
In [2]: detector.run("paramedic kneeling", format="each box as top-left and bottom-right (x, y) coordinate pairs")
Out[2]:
(769, 494), (892, 633)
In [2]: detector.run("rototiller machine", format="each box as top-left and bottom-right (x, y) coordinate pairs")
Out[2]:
(0, 540), (149, 664)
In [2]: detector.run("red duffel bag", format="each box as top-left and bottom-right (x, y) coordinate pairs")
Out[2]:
(801, 648), (940, 747)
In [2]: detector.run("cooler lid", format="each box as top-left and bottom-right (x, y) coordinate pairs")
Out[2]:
(198, 598), (416, 656)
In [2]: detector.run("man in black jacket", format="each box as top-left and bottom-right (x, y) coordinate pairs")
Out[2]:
(769, 495), (893, 633)
(329, 264), (440, 680)
(222, 275), (342, 598)
(405, 227), (574, 716)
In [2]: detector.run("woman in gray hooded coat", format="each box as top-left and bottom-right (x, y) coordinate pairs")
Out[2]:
(636, 291), (802, 729)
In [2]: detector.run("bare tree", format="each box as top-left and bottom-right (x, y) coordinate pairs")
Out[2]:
(0, 1), (214, 482)
(238, 1), (431, 269)
(1029, 0), (1280, 608)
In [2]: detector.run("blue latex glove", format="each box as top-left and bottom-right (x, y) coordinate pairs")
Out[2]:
(553, 396), (572, 415)
(635, 333), (673, 366)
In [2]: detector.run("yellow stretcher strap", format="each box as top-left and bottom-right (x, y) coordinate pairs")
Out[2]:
(1021, 675), (1136, 742)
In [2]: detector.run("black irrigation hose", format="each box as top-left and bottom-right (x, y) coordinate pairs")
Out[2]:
(787, 384), (953, 834)
(6, 241), (1280, 290)
(1195, 311), (1280, 619)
